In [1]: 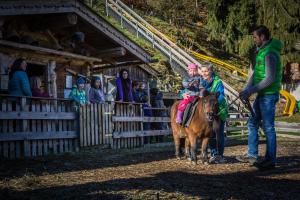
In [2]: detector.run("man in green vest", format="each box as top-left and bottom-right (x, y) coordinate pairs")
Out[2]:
(236, 25), (283, 171)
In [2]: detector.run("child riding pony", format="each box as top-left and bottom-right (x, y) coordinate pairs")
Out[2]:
(176, 63), (203, 124)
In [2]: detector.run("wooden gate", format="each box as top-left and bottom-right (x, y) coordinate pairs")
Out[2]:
(79, 102), (171, 149)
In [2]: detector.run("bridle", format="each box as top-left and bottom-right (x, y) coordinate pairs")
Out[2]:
(202, 97), (218, 126)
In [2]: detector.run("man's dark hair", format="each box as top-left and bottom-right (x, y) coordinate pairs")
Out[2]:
(253, 25), (270, 40)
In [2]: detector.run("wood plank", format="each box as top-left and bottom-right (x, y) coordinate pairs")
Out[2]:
(16, 100), (22, 132)
(64, 139), (69, 152)
(3, 142), (9, 158)
(22, 98), (30, 157)
(58, 103), (63, 132)
(79, 106), (84, 147)
(62, 103), (67, 131)
(91, 104), (95, 146)
(9, 141), (15, 159)
(83, 105), (87, 147)
(53, 139), (58, 154)
(7, 102), (15, 159)
(225, 127), (248, 131)
(120, 104), (124, 149)
(226, 118), (248, 122)
(15, 141), (21, 158)
(36, 101), (42, 133)
(105, 103), (109, 145)
(31, 100), (37, 157)
(86, 105), (91, 146)
(46, 103), (52, 132)
(139, 104), (144, 147)
(94, 104), (99, 145)
(42, 103), (48, 156)
(124, 104), (128, 149)
(59, 139), (64, 153)
(8, 101), (13, 133)
(43, 140), (48, 155)
(112, 116), (170, 122)
(2, 98), (8, 134)
(99, 104), (104, 145)
(0, 131), (78, 141)
(69, 138), (73, 152)
(0, 111), (76, 120)
(113, 130), (172, 139)
(108, 103), (113, 147)
(36, 101), (43, 156)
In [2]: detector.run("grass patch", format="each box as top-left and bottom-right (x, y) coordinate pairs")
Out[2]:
(278, 132), (300, 136)
(276, 114), (300, 123)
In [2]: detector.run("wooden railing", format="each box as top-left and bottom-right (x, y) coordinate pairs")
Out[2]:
(0, 95), (78, 159)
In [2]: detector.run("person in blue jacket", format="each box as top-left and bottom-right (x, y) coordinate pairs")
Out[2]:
(8, 58), (32, 97)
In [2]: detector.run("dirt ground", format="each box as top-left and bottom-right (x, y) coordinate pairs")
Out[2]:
(0, 138), (299, 200)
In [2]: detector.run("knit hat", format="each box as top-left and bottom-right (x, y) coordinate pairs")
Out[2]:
(76, 76), (86, 85)
(92, 76), (101, 81)
(188, 63), (198, 70)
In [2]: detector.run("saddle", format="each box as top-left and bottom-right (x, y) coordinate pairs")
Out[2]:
(182, 97), (199, 127)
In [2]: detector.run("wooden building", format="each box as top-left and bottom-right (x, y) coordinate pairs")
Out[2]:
(0, 0), (170, 159)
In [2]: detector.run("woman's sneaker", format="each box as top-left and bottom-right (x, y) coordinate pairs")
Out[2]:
(236, 153), (258, 164)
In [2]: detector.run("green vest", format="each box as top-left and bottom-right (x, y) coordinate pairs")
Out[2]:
(253, 39), (283, 95)
(297, 101), (300, 113)
(211, 75), (228, 121)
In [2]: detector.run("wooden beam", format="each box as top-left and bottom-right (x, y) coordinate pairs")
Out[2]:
(0, 40), (102, 63)
(112, 116), (170, 122)
(96, 47), (126, 58)
(0, 111), (76, 120)
(113, 130), (171, 138)
(0, 131), (77, 141)
(93, 60), (142, 69)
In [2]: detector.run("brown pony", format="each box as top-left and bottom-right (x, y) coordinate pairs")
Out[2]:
(171, 92), (220, 164)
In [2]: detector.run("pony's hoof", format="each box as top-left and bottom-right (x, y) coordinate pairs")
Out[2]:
(191, 161), (197, 165)
(203, 161), (209, 165)
(187, 157), (192, 162)
(176, 156), (181, 160)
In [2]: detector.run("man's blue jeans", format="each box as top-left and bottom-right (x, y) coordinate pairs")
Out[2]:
(247, 93), (279, 163)
(209, 120), (225, 156)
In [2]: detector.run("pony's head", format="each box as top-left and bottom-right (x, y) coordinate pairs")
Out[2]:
(201, 92), (219, 124)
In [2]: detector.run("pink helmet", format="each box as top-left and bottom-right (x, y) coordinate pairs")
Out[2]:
(188, 63), (198, 70)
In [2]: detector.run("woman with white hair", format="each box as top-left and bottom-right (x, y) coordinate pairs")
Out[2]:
(201, 62), (229, 164)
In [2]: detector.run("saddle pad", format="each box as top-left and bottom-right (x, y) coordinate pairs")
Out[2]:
(182, 98), (199, 127)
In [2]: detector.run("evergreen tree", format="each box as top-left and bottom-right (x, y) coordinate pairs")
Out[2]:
(203, 0), (300, 65)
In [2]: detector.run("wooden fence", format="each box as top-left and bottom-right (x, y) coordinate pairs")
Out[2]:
(79, 102), (172, 149)
(0, 95), (79, 159)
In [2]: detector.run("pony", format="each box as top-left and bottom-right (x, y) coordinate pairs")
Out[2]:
(170, 92), (220, 164)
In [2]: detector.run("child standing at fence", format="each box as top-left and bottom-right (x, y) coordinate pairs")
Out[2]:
(69, 76), (88, 110)
(89, 76), (105, 103)
(176, 63), (202, 124)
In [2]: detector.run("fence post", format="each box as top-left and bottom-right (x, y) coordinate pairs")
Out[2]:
(105, 0), (108, 16)
(140, 104), (144, 146)
(21, 97), (30, 157)
(151, 33), (155, 48)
